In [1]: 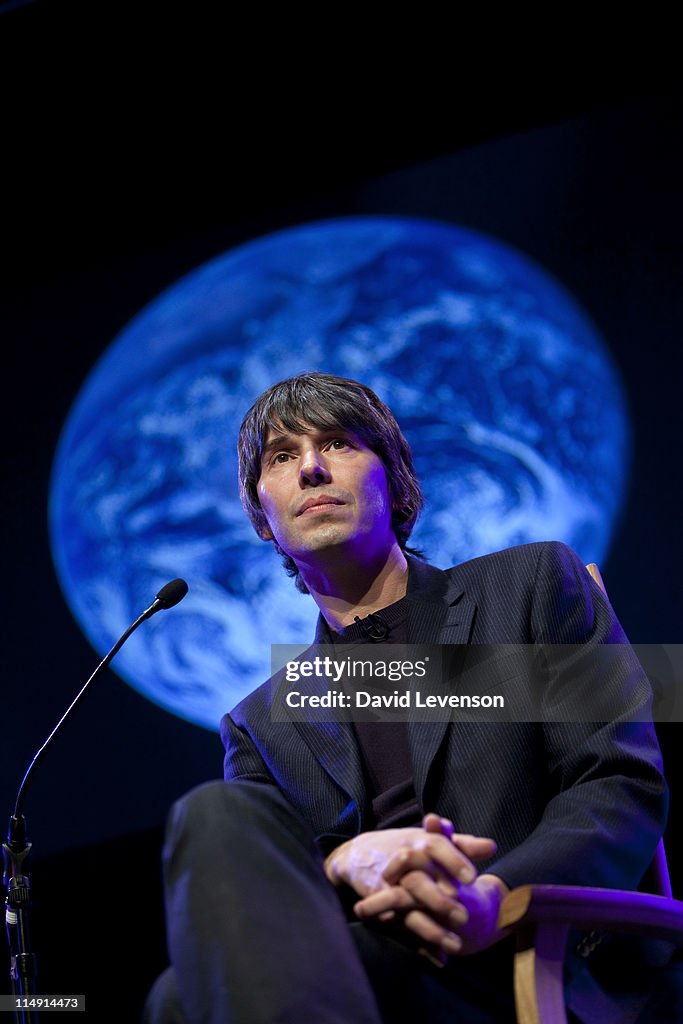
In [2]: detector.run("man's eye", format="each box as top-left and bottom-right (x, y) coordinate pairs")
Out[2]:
(329, 438), (350, 450)
(273, 452), (292, 464)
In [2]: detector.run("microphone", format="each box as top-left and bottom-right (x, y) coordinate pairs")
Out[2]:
(7, 577), (189, 848)
(149, 577), (189, 612)
(353, 612), (390, 642)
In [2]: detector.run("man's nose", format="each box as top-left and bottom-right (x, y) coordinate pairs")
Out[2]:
(299, 448), (332, 485)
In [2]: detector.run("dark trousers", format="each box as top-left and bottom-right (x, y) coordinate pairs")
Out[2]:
(142, 779), (517, 1024)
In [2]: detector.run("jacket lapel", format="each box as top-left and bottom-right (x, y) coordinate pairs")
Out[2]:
(404, 558), (477, 806)
(291, 628), (370, 824)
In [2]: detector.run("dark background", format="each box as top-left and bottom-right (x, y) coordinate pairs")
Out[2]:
(2, 2), (682, 1016)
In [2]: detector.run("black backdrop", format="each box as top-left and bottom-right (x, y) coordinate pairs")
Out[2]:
(2, 4), (683, 1016)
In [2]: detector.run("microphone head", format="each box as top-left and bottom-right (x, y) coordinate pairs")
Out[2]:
(155, 578), (189, 609)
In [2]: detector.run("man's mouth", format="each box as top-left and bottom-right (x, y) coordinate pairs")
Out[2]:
(296, 495), (345, 516)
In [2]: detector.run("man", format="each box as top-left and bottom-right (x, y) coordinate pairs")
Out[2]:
(145, 372), (668, 1023)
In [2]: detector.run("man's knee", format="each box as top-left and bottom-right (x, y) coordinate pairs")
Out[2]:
(167, 778), (301, 831)
(142, 966), (187, 1024)
(169, 778), (263, 824)
(163, 779), (316, 867)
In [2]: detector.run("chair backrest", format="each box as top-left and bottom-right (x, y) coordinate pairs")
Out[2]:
(586, 562), (673, 899)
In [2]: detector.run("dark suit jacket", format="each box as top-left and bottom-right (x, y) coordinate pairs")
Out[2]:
(222, 541), (667, 896)
(221, 541), (674, 1021)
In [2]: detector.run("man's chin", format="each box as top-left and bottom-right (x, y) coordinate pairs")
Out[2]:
(289, 536), (353, 563)
(282, 529), (367, 566)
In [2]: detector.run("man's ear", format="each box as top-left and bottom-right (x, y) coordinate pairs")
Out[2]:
(259, 523), (274, 541)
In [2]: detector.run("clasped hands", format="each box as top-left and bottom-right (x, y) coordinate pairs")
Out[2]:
(324, 814), (509, 965)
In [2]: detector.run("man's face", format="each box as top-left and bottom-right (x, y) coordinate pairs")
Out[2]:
(256, 424), (396, 568)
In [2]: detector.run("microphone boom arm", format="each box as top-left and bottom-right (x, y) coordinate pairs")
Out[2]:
(10, 578), (187, 838)
(3, 577), (188, 1021)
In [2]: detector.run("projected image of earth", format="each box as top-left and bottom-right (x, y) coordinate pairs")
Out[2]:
(49, 216), (631, 730)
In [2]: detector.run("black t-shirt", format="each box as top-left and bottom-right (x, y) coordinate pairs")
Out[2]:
(331, 597), (421, 830)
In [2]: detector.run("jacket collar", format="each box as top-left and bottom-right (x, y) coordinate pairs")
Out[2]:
(312, 555), (474, 645)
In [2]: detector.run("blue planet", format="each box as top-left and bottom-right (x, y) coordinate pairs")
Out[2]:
(49, 216), (631, 731)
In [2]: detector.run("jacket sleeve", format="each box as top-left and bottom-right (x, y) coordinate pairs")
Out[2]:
(220, 710), (277, 785)
(488, 542), (668, 891)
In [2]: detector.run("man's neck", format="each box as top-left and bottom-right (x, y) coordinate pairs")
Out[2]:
(301, 543), (409, 632)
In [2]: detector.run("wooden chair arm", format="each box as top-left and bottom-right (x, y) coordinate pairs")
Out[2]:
(499, 886), (683, 1024)
(499, 884), (683, 945)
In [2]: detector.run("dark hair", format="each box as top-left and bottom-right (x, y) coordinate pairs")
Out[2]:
(238, 372), (424, 591)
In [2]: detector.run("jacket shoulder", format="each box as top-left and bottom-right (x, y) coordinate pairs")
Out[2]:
(444, 540), (583, 584)
(228, 672), (278, 725)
